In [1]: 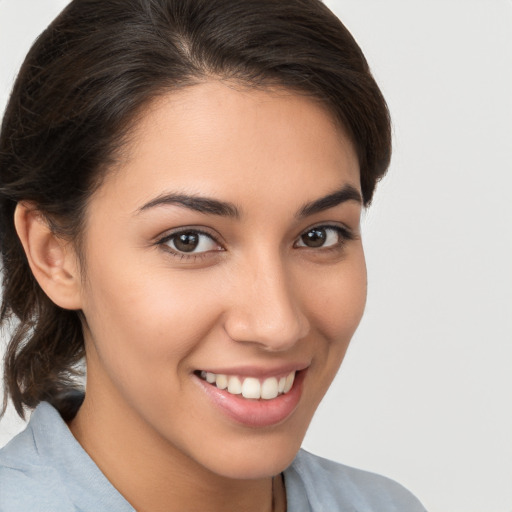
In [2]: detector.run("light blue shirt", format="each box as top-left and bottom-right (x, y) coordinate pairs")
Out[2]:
(0, 402), (426, 511)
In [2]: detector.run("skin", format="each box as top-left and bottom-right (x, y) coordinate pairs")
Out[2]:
(16, 81), (366, 512)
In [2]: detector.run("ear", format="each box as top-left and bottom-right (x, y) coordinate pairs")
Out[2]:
(14, 202), (83, 310)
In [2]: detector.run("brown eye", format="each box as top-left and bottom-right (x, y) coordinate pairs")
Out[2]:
(173, 232), (199, 252)
(164, 231), (220, 254)
(296, 226), (346, 249)
(301, 228), (328, 247)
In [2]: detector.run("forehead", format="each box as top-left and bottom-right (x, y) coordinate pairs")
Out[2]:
(93, 81), (360, 215)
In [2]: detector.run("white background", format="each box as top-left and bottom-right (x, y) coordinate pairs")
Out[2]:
(1, 1), (511, 511)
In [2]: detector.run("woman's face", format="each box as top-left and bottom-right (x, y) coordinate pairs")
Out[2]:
(76, 81), (366, 479)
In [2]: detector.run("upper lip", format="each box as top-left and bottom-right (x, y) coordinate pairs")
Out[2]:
(195, 362), (310, 379)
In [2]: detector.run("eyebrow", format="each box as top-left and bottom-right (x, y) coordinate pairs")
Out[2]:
(137, 183), (361, 219)
(297, 184), (362, 218)
(137, 193), (240, 218)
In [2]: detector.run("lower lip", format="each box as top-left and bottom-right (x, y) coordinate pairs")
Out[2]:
(195, 370), (306, 428)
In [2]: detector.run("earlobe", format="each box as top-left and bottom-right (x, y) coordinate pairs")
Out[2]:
(14, 202), (83, 310)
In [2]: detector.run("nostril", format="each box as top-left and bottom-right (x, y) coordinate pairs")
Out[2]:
(223, 308), (309, 350)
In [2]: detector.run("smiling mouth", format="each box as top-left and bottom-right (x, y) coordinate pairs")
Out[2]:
(196, 370), (296, 400)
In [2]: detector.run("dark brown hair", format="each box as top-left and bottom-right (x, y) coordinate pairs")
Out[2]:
(0, 0), (391, 419)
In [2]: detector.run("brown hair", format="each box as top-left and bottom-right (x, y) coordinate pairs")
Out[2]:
(0, 0), (391, 419)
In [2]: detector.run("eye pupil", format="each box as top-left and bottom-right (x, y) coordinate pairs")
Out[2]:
(302, 228), (326, 247)
(174, 232), (199, 252)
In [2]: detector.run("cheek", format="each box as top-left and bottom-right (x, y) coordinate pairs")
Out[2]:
(79, 263), (228, 432)
(305, 248), (367, 343)
(80, 254), (223, 374)
(300, 247), (367, 397)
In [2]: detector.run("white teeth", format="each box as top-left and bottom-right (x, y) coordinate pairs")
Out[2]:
(200, 370), (297, 399)
(284, 372), (295, 393)
(216, 374), (228, 390)
(227, 376), (242, 394)
(242, 377), (261, 399)
(261, 377), (279, 400)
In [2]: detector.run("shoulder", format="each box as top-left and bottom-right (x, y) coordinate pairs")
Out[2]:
(0, 402), (134, 512)
(0, 419), (74, 512)
(285, 449), (427, 512)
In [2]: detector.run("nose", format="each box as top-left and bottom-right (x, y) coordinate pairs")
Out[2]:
(223, 252), (310, 351)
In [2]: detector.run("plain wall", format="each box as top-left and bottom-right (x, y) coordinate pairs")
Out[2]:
(1, 1), (511, 511)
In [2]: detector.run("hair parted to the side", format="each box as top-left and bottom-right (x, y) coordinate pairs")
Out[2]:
(0, 0), (391, 419)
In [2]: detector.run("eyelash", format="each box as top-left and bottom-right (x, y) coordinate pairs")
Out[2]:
(157, 228), (222, 261)
(294, 224), (354, 251)
(156, 224), (354, 261)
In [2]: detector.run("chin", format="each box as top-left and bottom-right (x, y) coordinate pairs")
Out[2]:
(205, 447), (299, 480)
(194, 424), (308, 480)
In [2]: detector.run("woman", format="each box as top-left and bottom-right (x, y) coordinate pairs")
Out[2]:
(0, 0), (426, 510)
